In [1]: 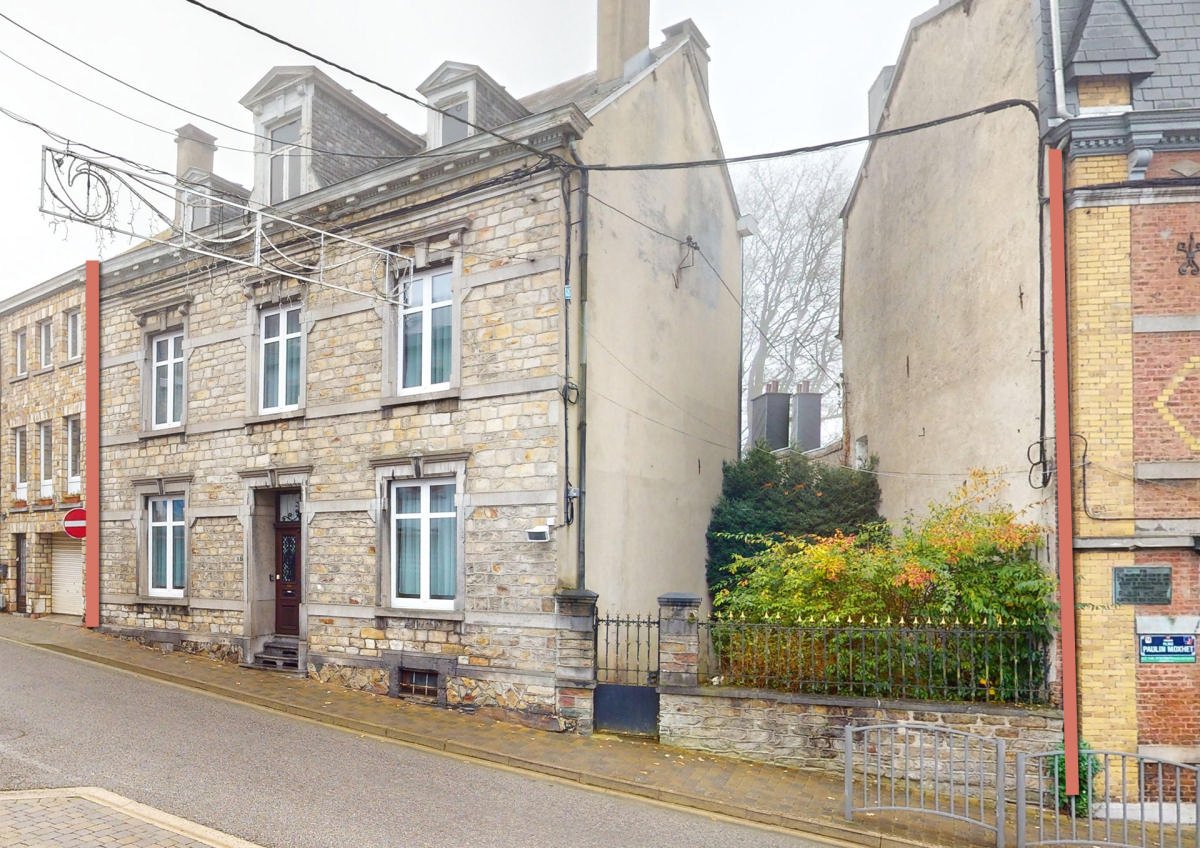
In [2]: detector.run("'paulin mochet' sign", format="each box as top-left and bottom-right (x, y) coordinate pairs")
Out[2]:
(1139, 634), (1196, 664)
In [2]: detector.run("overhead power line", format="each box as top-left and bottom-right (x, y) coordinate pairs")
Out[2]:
(0, 10), (505, 164)
(180, 0), (561, 167)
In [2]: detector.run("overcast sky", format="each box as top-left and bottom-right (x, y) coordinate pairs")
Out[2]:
(0, 0), (933, 297)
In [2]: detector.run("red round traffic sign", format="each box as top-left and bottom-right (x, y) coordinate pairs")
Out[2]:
(63, 507), (86, 540)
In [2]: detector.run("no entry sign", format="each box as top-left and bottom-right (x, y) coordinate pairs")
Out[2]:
(63, 507), (86, 540)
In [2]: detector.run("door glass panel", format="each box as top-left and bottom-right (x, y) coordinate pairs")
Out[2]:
(278, 492), (301, 523)
(281, 535), (297, 582)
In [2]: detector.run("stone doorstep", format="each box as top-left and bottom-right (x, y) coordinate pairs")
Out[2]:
(0, 787), (265, 848)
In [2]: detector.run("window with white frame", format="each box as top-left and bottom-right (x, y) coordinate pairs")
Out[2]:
(13, 330), (26, 376)
(38, 421), (52, 498)
(440, 98), (470, 145)
(147, 496), (186, 597)
(37, 320), (52, 368)
(269, 118), (301, 205)
(399, 268), (453, 392)
(260, 304), (302, 413)
(65, 309), (81, 359)
(66, 415), (81, 495)
(152, 331), (185, 428)
(391, 479), (457, 609)
(13, 427), (26, 501)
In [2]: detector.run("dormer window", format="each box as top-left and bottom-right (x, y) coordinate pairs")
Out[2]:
(269, 118), (302, 204)
(440, 98), (470, 145)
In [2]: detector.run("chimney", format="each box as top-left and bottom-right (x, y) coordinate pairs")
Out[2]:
(597, 0), (650, 85)
(174, 123), (217, 225)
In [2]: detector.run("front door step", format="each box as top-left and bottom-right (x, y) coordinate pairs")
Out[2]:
(242, 636), (303, 674)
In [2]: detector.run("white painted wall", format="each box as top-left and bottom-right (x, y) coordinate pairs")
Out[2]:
(841, 0), (1049, 523)
(575, 42), (742, 612)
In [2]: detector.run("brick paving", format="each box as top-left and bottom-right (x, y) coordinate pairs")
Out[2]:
(0, 788), (261, 848)
(0, 615), (992, 848)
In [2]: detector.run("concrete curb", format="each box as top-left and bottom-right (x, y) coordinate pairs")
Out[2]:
(25, 639), (946, 848)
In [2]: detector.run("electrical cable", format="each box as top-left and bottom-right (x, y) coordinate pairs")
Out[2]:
(0, 9), (514, 164)
(180, 0), (563, 168)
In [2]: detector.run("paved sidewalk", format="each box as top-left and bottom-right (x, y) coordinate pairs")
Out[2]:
(0, 787), (264, 847)
(0, 615), (989, 848)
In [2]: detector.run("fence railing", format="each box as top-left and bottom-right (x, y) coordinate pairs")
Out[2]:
(595, 612), (659, 686)
(700, 617), (1051, 704)
(845, 722), (1006, 848)
(1016, 749), (1200, 848)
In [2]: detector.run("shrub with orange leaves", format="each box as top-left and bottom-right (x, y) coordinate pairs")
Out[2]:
(714, 473), (1055, 631)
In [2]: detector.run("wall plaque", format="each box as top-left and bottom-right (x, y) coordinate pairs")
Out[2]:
(1113, 566), (1172, 605)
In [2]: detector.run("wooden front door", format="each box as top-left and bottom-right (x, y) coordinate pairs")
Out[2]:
(274, 524), (301, 636)
(14, 534), (26, 614)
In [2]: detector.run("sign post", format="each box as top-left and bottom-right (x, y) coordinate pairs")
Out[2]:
(63, 507), (86, 540)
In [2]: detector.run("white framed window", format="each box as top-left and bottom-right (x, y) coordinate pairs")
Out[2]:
(37, 320), (52, 368)
(440, 97), (470, 145)
(65, 415), (81, 495)
(65, 309), (81, 360)
(38, 421), (52, 499)
(399, 269), (453, 393)
(13, 427), (26, 501)
(390, 479), (458, 610)
(147, 496), (186, 597)
(14, 330), (26, 376)
(260, 304), (303, 413)
(152, 331), (185, 428)
(269, 117), (302, 205)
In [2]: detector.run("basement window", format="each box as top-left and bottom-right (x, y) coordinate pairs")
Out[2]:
(396, 667), (439, 700)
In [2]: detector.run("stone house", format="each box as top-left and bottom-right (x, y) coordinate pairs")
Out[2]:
(0, 269), (86, 616)
(37, 0), (742, 731)
(841, 0), (1200, 771)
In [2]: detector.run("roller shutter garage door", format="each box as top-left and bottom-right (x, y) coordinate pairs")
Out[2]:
(51, 536), (84, 617)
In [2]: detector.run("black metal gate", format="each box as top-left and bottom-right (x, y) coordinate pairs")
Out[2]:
(594, 612), (659, 736)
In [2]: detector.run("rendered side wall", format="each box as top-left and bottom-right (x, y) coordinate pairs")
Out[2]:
(841, 0), (1046, 522)
(576, 46), (741, 613)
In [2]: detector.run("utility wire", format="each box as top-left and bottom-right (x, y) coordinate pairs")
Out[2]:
(181, 0), (562, 168)
(576, 99), (1040, 171)
(0, 9), (507, 164)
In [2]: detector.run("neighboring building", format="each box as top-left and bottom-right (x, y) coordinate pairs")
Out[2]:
(0, 270), (86, 617)
(842, 0), (1200, 770)
(40, 0), (741, 732)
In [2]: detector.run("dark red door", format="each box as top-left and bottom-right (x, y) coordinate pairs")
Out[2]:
(275, 526), (301, 636)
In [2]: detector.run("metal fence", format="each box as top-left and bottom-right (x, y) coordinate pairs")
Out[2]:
(595, 612), (659, 686)
(1016, 749), (1199, 848)
(700, 617), (1050, 704)
(845, 722), (1007, 848)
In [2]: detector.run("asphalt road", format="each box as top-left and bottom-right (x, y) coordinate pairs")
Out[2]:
(0, 639), (830, 848)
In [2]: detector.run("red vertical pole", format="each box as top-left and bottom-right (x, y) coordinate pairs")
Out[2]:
(84, 259), (101, 629)
(1048, 147), (1080, 795)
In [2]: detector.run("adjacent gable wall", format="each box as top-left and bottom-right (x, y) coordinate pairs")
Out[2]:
(841, 0), (1046, 521)
(576, 42), (741, 611)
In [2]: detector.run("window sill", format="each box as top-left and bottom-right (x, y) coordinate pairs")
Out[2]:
(136, 596), (189, 607)
(139, 425), (186, 441)
(375, 606), (464, 622)
(244, 408), (305, 427)
(381, 388), (459, 408)
(31, 501), (56, 512)
(32, 365), (54, 377)
(9, 374), (27, 384)
(62, 356), (82, 368)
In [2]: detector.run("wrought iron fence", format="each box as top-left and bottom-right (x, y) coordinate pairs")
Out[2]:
(595, 612), (659, 686)
(700, 617), (1050, 704)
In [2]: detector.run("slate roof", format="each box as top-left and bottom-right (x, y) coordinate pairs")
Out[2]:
(1065, 0), (1159, 79)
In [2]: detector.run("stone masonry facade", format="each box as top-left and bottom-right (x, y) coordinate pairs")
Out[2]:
(0, 275), (87, 617)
